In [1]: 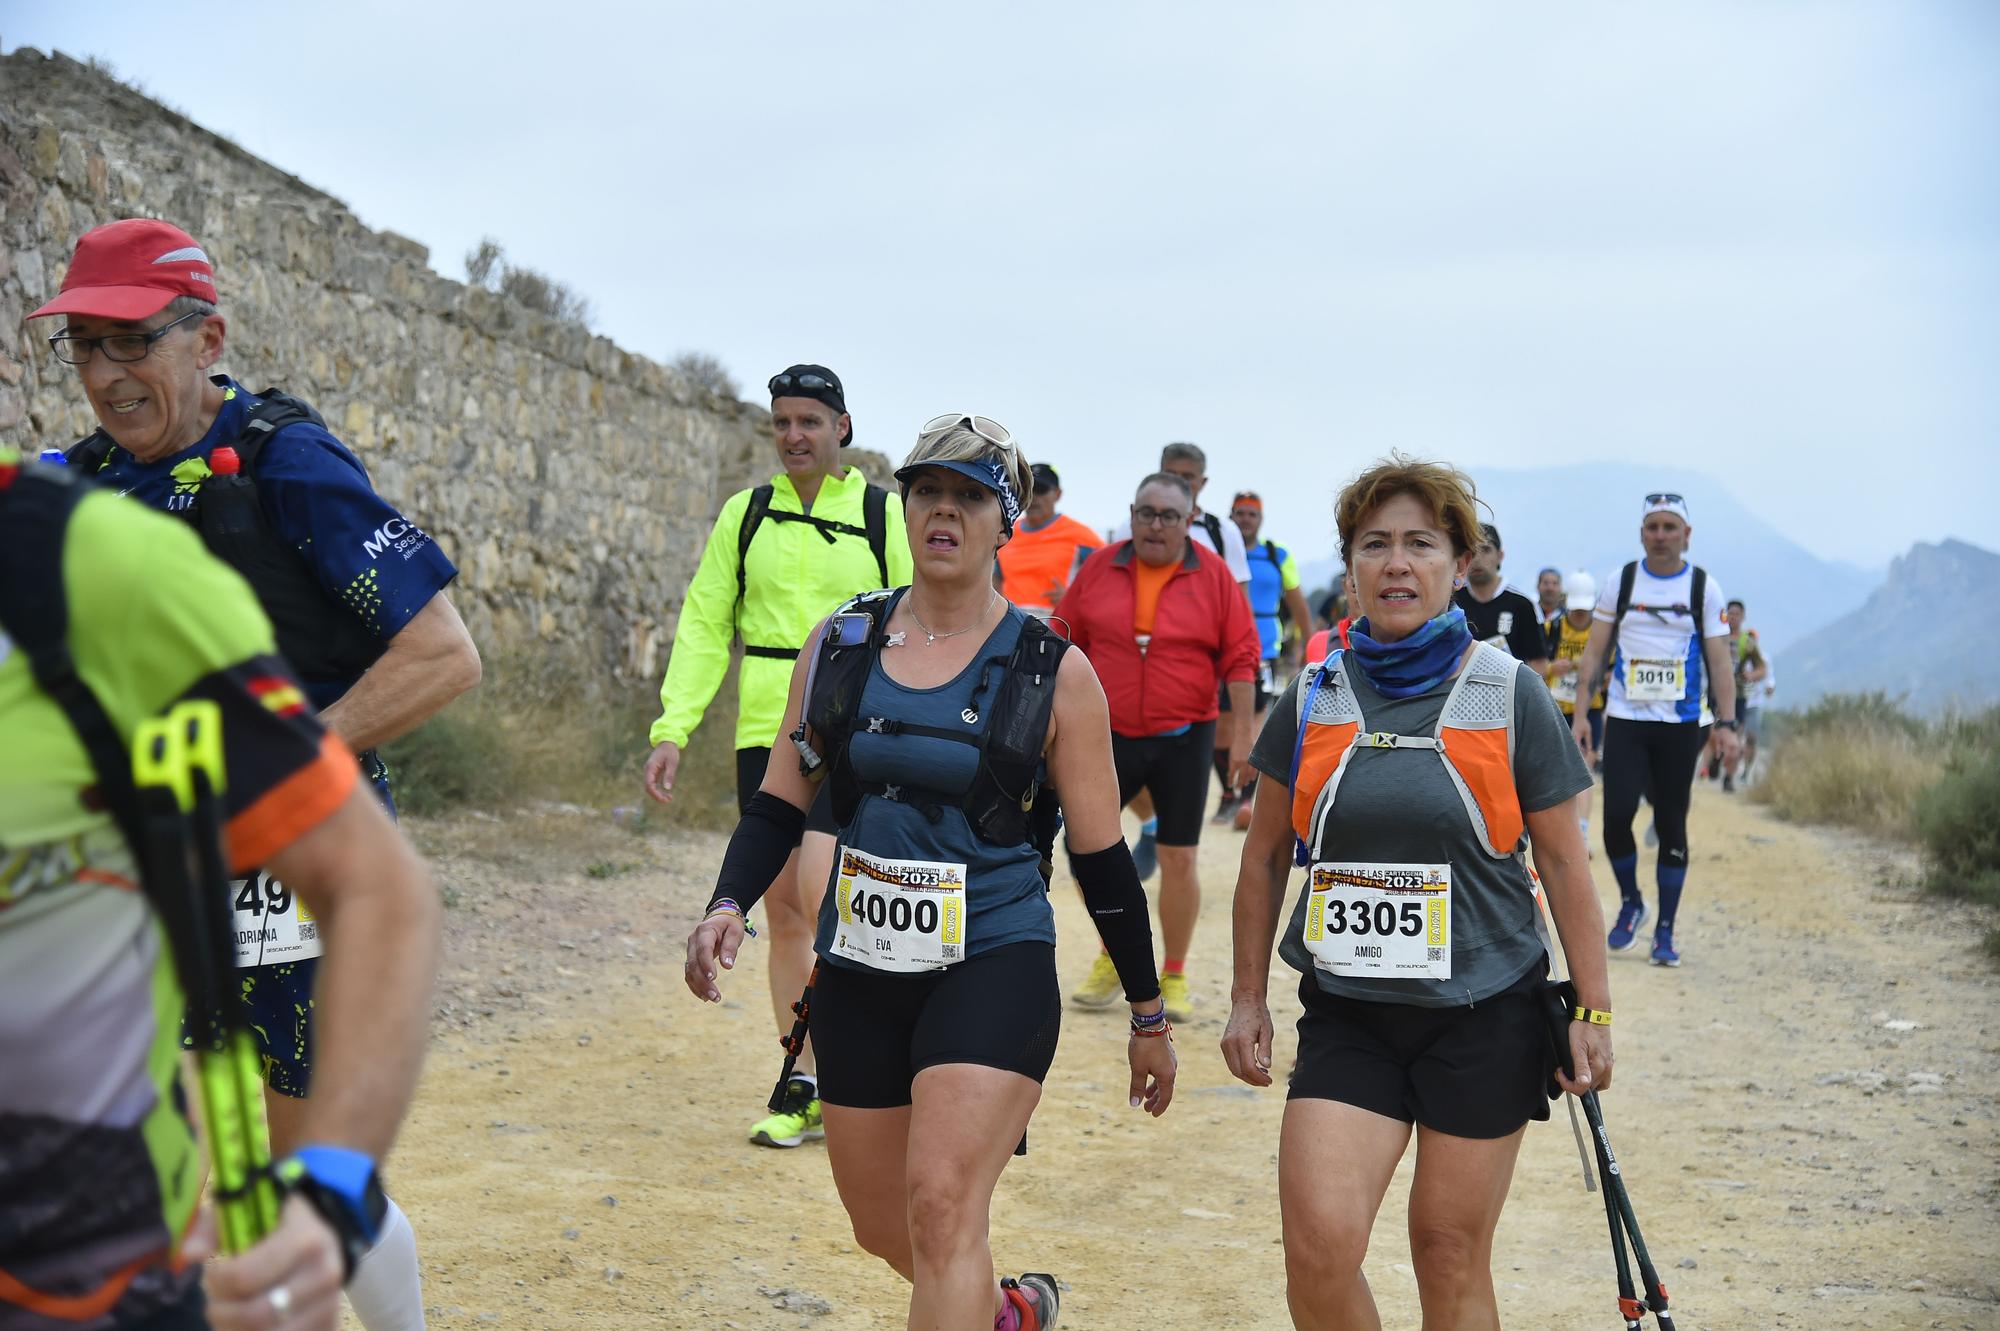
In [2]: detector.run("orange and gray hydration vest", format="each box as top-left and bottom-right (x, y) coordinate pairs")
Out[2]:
(1285, 643), (1526, 869)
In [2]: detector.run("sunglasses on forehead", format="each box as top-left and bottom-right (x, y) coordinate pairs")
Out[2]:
(1645, 493), (1685, 506)
(919, 413), (1012, 447)
(769, 371), (839, 396)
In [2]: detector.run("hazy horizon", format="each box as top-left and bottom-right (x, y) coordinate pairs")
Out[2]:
(8, 2), (1995, 569)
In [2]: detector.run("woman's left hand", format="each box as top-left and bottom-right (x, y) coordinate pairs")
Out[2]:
(1559, 1021), (1614, 1095)
(1127, 1032), (1178, 1117)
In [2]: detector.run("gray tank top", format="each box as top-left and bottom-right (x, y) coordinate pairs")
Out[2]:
(813, 593), (1055, 969)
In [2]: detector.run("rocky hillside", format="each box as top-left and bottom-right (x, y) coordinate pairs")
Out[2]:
(1780, 538), (2000, 715)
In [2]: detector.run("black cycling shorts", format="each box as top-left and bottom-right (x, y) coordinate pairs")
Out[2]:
(812, 942), (1062, 1109)
(1288, 968), (1552, 1139)
(735, 745), (837, 835)
(1111, 719), (1217, 848)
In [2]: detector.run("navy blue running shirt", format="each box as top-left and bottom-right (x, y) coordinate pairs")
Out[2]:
(93, 377), (459, 707)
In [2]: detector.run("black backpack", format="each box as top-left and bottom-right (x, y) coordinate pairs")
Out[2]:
(735, 482), (890, 660)
(1607, 560), (1709, 686)
(68, 382), (387, 688)
(794, 591), (1069, 884)
(1198, 511), (1227, 562)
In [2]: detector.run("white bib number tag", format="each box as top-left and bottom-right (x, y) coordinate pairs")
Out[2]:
(831, 847), (968, 973)
(231, 872), (323, 968)
(1625, 657), (1685, 703)
(1549, 672), (1578, 706)
(1303, 861), (1450, 979)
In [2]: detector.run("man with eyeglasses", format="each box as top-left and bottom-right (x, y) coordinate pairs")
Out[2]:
(1566, 493), (1738, 968)
(1107, 443), (1253, 876)
(1222, 492), (1313, 831)
(996, 461), (1101, 616)
(1057, 472), (1260, 1022)
(30, 217), (477, 1331)
(643, 364), (913, 1149)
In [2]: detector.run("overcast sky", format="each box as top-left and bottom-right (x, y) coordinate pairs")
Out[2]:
(11, 2), (1995, 568)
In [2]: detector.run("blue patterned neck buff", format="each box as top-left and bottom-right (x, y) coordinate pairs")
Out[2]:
(1347, 606), (1473, 699)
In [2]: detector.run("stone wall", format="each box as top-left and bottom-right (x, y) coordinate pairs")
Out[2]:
(0, 47), (878, 687)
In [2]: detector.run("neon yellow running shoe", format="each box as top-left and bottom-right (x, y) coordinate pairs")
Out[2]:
(1069, 952), (1122, 1009)
(1159, 972), (1193, 1023)
(749, 1077), (823, 1148)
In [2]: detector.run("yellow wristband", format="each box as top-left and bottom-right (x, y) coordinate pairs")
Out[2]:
(1572, 1006), (1613, 1026)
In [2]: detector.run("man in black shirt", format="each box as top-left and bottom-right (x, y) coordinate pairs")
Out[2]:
(1453, 523), (1550, 673)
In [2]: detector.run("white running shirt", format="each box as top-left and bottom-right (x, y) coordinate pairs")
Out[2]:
(1594, 563), (1730, 724)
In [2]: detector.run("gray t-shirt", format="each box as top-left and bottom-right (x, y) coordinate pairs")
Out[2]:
(1250, 654), (1591, 1008)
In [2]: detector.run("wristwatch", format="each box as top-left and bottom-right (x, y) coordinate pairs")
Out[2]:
(276, 1145), (388, 1280)
(1715, 718), (1741, 732)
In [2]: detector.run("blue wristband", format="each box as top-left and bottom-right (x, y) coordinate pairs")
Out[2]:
(283, 1144), (386, 1246)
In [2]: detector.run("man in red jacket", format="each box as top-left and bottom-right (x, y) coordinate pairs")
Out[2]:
(1055, 472), (1260, 1021)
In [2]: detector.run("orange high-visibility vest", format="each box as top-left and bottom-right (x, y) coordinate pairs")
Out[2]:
(1288, 643), (1525, 862)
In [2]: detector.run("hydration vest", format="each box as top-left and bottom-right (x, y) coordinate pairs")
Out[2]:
(68, 383), (388, 688)
(794, 590), (1069, 881)
(735, 482), (891, 659)
(1285, 642), (1525, 868)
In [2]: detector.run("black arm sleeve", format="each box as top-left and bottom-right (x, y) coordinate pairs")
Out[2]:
(1067, 840), (1162, 1004)
(706, 791), (809, 915)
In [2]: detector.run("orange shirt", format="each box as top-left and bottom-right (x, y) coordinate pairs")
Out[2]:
(999, 513), (1102, 612)
(1132, 558), (1178, 636)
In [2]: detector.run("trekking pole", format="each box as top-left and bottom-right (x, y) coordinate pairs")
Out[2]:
(1581, 1090), (1677, 1330)
(768, 963), (821, 1113)
(132, 703), (283, 1254)
(1585, 1093), (1645, 1330)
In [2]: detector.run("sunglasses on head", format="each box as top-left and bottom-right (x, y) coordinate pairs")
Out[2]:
(1645, 493), (1684, 506)
(769, 371), (838, 396)
(919, 413), (1012, 447)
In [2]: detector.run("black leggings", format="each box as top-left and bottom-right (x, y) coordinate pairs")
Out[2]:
(1601, 718), (1710, 866)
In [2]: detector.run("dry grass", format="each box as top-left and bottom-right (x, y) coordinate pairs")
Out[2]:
(1749, 724), (1943, 841)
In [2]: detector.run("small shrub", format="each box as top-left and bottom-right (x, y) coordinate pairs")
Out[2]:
(672, 352), (741, 399)
(1914, 751), (2000, 909)
(1749, 698), (1941, 841)
(463, 236), (593, 328)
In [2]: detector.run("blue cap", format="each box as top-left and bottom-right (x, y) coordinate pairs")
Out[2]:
(38, 449), (68, 466)
(893, 457), (1023, 530)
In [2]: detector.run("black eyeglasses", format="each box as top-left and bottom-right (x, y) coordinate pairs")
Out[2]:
(47, 309), (204, 366)
(769, 371), (839, 396)
(1132, 506), (1187, 528)
(1645, 493), (1684, 506)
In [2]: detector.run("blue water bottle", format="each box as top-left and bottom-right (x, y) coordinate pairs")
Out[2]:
(38, 449), (68, 465)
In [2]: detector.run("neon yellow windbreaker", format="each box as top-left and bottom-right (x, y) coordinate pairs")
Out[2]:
(650, 466), (913, 750)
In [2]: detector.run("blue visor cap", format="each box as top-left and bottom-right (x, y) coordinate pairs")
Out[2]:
(893, 457), (1023, 530)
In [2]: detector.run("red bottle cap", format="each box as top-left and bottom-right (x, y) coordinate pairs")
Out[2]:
(210, 446), (241, 475)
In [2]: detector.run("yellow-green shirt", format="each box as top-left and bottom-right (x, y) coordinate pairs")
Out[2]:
(651, 467), (914, 750)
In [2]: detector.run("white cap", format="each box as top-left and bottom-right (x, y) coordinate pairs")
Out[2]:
(1564, 569), (1597, 612)
(1643, 492), (1690, 523)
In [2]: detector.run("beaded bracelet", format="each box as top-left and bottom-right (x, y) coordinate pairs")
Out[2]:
(704, 898), (758, 938)
(1130, 1008), (1172, 1037)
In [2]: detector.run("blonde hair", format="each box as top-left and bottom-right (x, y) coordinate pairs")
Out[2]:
(1334, 454), (1484, 564)
(900, 420), (1034, 503)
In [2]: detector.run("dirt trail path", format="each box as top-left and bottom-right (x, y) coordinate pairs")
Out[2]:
(381, 782), (1998, 1330)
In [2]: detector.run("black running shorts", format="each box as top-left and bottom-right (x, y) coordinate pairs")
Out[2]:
(1288, 968), (1552, 1139)
(735, 745), (837, 834)
(812, 942), (1062, 1109)
(1111, 719), (1217, 847)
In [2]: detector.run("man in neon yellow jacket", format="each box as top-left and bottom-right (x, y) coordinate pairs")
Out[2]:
(643, 364), (912, 1147)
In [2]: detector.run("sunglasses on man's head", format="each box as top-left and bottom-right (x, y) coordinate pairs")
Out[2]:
(919, 413), (1012, 447)
(1645, 493), (1684, 506)
(769, 371), (838, 396)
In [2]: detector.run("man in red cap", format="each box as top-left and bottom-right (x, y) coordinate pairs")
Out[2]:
(30, 217), (482, 1331)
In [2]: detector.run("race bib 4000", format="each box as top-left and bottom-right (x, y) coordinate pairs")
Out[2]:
(1303, 861), (1450, 979)
(831, 847), (968, 973)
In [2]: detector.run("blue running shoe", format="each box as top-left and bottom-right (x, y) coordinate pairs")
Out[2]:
(1607, 900), (1647, 952)
(1132, 827), (1158, 882)
(1650, 926), (1681, 967)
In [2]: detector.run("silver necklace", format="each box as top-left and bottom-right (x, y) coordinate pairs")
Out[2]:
(907, 589), (996, 646)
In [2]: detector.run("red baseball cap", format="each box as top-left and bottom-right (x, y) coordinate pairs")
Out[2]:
(28, 218), (219, 322)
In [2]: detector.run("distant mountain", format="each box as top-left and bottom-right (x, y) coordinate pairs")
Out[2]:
(1297, 463), (1879, 654)
(1780, 539), (2000, 716)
